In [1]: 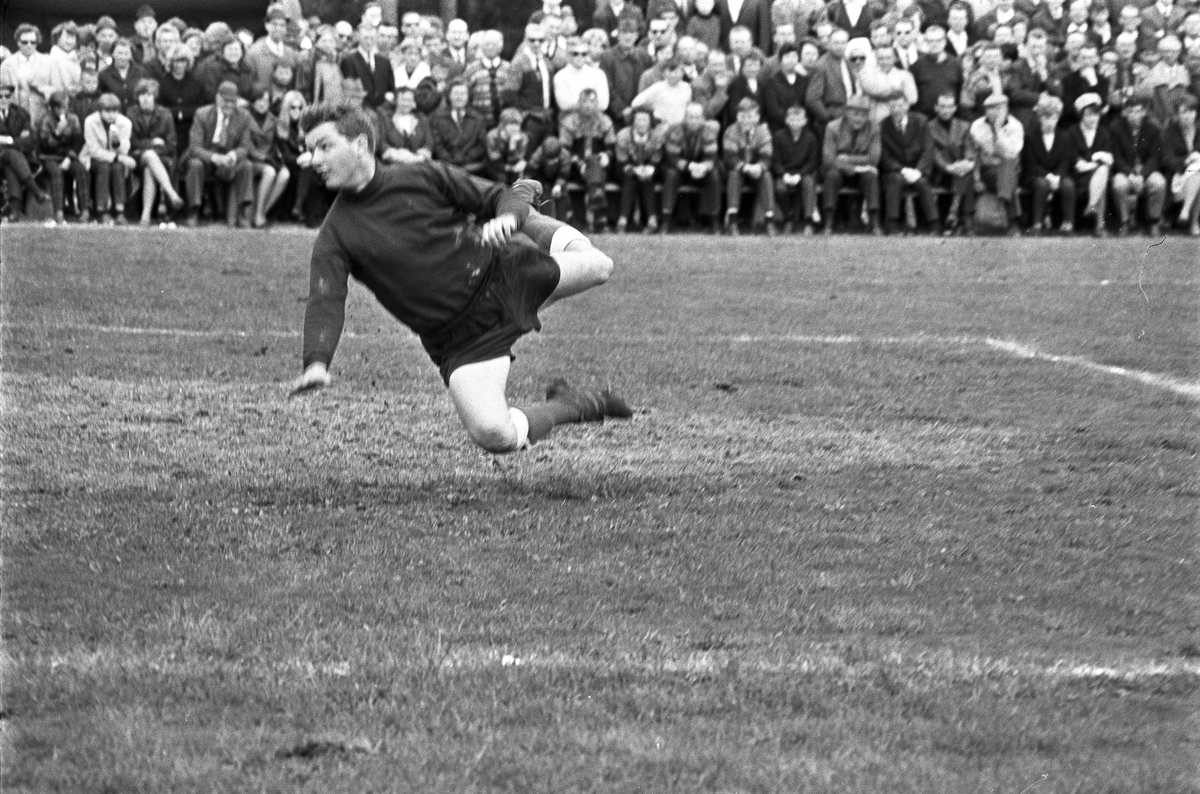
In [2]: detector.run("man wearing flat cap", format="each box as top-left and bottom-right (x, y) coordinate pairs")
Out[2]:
(821, 93), (882, 235)
(131, 5), (158, 64)
(184, 80), (254, 226)
(599, 19), (653, 125)
(968, 92), (1024, 230)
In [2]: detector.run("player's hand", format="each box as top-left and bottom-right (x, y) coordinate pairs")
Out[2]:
(481, 213), (518, 247)
(289, 363), (330, 397)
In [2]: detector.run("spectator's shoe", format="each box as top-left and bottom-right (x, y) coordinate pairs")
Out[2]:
(1188, 221), (1199, 237)
(870, 223), (883, 236)
(1059, 221), (1073, 234)
(782, 221), (794, 234)
(1005, 225), (1021, 237)
(1093, 225), (1108, 238)
(113, 212), (128, 226)
(928, 221), (943, 237)
(1118, 221), (1130, 237)
(290, 207), (304, 222)
(764, 222), (777, 237)
(615, 217), (627, 234)
(139, 217), (152, 227)
(658, 219), (672, 235)
(1149, 221), (1165, 238)
(101, 214), (115, 226)
(802, 223), (814, 236)
(30, 186), (51, 204)
(185, 213), (199, 228)
(822, 223), (834, 237)
(1028, 221), (1043, 236)
(546, 378), (633, 422)
(643, 216), (658, 235)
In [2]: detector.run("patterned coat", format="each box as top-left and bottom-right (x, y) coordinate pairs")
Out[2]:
(558, 111), (616, 161)
(722, 121), (774, 170)
(663, 119), (721, 167)
(615, 126), (665, 170)
(463, 58), (514, 126)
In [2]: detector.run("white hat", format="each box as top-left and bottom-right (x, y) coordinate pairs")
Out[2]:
(1074, 92), (1102, 113)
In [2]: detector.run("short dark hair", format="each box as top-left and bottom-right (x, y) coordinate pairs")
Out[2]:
(778, 42), (799, 58)
(299, 102), (377, 152)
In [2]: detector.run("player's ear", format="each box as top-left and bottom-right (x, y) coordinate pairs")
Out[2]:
(353, 132), (372, 155)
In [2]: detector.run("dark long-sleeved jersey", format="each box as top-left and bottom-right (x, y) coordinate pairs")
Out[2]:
(302, 161), (534, 370)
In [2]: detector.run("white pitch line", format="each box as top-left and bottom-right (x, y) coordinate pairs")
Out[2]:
(5, 323), (1198, 399)
(986, 338), (1200, 400)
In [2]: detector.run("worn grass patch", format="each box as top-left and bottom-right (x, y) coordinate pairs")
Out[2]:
(3, 228), (1198, 792)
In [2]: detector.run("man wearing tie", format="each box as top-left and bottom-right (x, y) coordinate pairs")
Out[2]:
(184, 80), (253, 226)
(507, 22), (558, 154)
(443, 19), (471, 78)
(0, 79), (51, 221)
(340, 23), (395, 109)
(880, 92), (938, 234)
(719, 0), (774, 50)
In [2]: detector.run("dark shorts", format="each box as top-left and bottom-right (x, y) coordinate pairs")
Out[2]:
(420, 241), (561, 385)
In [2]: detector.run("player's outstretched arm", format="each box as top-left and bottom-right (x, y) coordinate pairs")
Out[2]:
(289, 362), (331, 397)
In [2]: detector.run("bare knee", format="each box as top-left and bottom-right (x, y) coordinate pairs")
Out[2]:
(570, 244), (613, 285)
(464, 417), (518, 454)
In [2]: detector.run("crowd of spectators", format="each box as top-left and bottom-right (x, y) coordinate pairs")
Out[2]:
(1, 0), (1198, 236)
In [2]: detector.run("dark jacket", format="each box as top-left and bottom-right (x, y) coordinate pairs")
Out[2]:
(1159, 121), (1200, 176)
(340, 49), (396, 109)
(771, 125), (821, 176)
(1108, 116), (1163, 176)
(880, 112), (933, 176)
(1022, 124), (1074, 182)
(1063, 123), (1114, 173)
(98, 62), (150, 110)
(37, 109), (85, 159)
(428, 107), (488, 169)
(761, 71), (810, 132)
(128, 104), (177, 157)
(187, 103), (253, 162)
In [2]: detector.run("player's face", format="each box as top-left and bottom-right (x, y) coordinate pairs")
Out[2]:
(306, 123), (369, 190)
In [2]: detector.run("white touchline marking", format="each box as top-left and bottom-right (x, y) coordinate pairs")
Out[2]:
(985, 338), (1200, 400)
(4, 324), (1198, 399)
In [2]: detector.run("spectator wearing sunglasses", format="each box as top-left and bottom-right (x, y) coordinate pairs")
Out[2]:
(1, 24), (57, 127)
(554, 38), (611, 115)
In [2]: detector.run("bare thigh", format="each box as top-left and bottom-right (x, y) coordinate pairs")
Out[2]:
(447, 356), (517, 452)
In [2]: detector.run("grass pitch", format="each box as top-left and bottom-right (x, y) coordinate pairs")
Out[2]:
(3, 226), (1199, 793)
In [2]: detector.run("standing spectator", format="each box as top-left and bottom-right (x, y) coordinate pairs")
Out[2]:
(0, 80), (51, 221)
(661, 101), (723, 231)
(130, 5), (159, 64)
(630, 58), (693, 126)
(821, 94), (882, 234)
(246, 6), (301, 94)
(464, 31), (512, 128)
(693, 49), (734, 120)
(128, 78), (184, 224)
(81, 92), (135, 224)
(1023, 94), (1077, 233)
(961, 43), (1009, 119)
(771, 103), (821, 233)
(1140, 0), (1187, 45)
(805, 29), (855, 135)
(2, 24), (56, 127)
(762, 43), (811, 131)
(99, 39), (149, 110)
(48, 22), (83, 98)
(945, 2), (976, 56)
(860, 46), (918, 122)
(485, 108), (530, 184)
(1065, 92), (1114, 234)
(391, 38), (431, 93)
(1141, 36), (1190, 129)
(158, 44), (204, 158)
(880, 92), (937, 233)
(308, 26), (346, 106)
(195, 35), (256, 102)
(824, 0), (887, 41)
(600, 19), (654, 124)
(508, 22), (558, 153)
(442, 19), (471, 77)
(1060, 43), (1109, 128)
(525, 135), (574, 220)
(382, 87), (434, 163)
(246, 89), (290, 228)
(928, 91), (975, 233)
(614, 105), (664, 232)
(94, 16), (120, 69)
(722, 97), (776, 233)
(559, 88), (617, 231)
(340, 24), (395, 109)
(686, 0), (723, 50)
(70, 66), (103, 124)
(719, 0), (776, 49)
(430, 80), (488, 174)
(968, 93), (1024, 231)
(1110, 95), (1167, 235)
(1106, 32), (1142, 117)
(554, 38), (611, 114)
(1030, 0), (1068, 46)
(725, 50), (768, 127)
(891, 18), (921, 70)
(910, 25), (963, 118)
(185, 81), (254, 227)
(37, 91), (88, 223)
(144, 23), (183, 82)
(1161, 94), (1200, 235)
(595, 0), (647, 43)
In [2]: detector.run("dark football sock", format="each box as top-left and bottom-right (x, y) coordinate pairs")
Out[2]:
(515, 399), (580, 443)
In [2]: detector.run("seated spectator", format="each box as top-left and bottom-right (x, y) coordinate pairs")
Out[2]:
(246, 89), (289, 228)
(1, 24), (55, 128)
(722, 97), (776, 234)
(961, 43), (1008, 120)
(630, 58), (692, 126)
(81, 92), (135, 224)
(1030, 0), (1067, 47)
(184, 80), (254, 227)
(1109, 95), (1167, 236)
(307, 26), (346, 105)
(1140, 36), (1190, 129)
(1023, 94), (1077, 234)
(99, 38), (149, 110)
(691, 50), (733, 121)
(0, 79), (51, 221)
(880, 92), (937, 234)
(1160, 94), (1200, 235)
(382, 87), (434, 163)
(195, 34), (256, 102)
(928, 91), (975, 234)
(1066, 92), (1114, 235)
(37, 91), (88, 223)
(128, 78), (184, 225)
(1139, 0), (1187, 45)
(559, 87), (616, 231)
(463, 30), (512, 127)
(524, 135), (574, 221)
(661, 101), (723, 232)
(275, 90), (312, 222)
(554, 37), (610, 114)
(429, 80), (488, 174)
(506, 24), (557, 153)
(771, 103), (821, 234)
(157, 44), (204, 157)
(594, 0), (647, 43)
(70, 65), (103, 126)
(821, 94), (882, 235)
(614, 105), (664, 232)
(485, 108), (529, 184)
(968, 93), (1024, 231)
